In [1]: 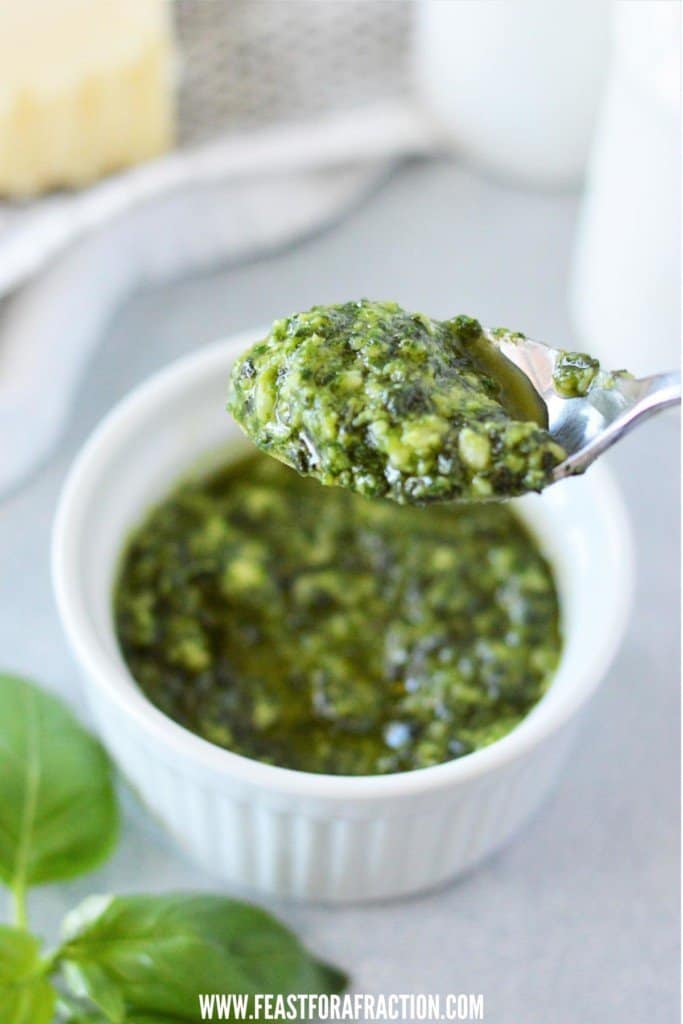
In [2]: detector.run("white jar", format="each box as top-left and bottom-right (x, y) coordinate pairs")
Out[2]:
(570, 1), (681, 373)
(414, 0), (611, 187)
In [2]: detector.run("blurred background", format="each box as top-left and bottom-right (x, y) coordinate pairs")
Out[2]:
(0, 0), (679, 494)
(0, 2), (680, 1021)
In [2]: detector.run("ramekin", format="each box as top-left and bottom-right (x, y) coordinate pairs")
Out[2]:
(52, 331), (634, 903)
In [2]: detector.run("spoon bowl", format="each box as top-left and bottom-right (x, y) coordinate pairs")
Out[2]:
(486, 329), (681, 480)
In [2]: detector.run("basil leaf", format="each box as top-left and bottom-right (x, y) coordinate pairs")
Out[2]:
(63, 961), (126, 1023)
(60, 894), (346, 1021)
(0, 925), (56, 1024)
(57, 1009), (110, 1024)
(60, 1015), (110, 1024)
(0, 675), (119, 893)
(63, 1018), (108, 1024)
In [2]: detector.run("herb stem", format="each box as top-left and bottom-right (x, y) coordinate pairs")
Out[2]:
(12, 880), (28, 929)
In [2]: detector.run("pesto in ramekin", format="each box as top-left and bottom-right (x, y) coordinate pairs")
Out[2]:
(115, 454), (561, 776)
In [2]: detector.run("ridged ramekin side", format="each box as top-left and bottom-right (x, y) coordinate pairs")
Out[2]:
(83, 677), (578, 903)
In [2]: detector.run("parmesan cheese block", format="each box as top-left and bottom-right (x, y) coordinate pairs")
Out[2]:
(0, 0), (175, 196)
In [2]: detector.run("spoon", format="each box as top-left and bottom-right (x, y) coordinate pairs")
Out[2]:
(485, 330), (681, 480)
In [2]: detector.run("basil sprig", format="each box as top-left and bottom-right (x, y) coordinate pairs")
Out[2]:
(0, 925), (56, 1024)
(0, 675), (118, 924)
(0, 675), (346, 1022)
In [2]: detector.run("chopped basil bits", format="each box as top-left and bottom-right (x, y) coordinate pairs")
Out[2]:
(115, 454), (561, 776)
(553, 351), (601, 398)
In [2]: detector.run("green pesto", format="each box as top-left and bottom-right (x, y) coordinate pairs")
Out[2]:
(227, 300), (566, 504)
(552, 351), (601, 398)
(115, 454), (562, 776)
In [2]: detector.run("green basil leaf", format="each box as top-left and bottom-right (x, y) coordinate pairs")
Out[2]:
(60, 1015), (110, 1024)
(55, 995), (109, 1024)
(126, 1018), (194, 1023)
(0, 925), (56, 1024)
(0, 674), (119, 891)
(63, 961), (126, 1023)
(59, 893), (347, 1021)
(63, 1018), (108, 1024)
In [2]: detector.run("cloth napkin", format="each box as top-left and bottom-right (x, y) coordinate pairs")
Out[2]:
(0, 103), (434, 496)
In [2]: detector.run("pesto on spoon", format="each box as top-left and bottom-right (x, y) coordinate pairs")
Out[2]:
(228, 300), (566, 503)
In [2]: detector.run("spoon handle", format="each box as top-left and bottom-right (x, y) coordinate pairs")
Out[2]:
(637, 371), (682, 410)
(554, 370), (681, 480)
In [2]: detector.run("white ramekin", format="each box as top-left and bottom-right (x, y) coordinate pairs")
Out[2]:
(52, 331), (634, 903)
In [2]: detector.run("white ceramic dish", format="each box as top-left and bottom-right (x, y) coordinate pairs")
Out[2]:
(52, 330), (634, 903)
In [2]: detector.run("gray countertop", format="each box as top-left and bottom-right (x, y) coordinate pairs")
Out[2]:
(1, 160), (679, 1022)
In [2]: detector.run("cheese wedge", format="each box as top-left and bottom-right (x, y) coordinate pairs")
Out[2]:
(0, 0), (175, 196)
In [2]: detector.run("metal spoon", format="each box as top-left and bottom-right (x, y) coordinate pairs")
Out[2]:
(485, 329), (681, 480)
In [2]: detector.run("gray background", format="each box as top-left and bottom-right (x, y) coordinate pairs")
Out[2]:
(1, 160), (679, 1021)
